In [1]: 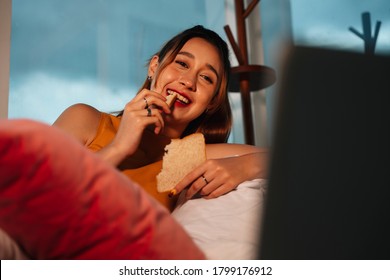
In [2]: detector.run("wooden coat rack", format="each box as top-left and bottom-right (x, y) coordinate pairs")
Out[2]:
(224, 0), (276, 145)
(349, 12), (381, 55)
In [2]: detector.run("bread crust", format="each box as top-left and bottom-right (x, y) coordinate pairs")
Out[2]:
(156, 133), (206, 193)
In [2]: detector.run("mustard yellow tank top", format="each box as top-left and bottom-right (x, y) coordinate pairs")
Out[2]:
(87, 113), (177, 211)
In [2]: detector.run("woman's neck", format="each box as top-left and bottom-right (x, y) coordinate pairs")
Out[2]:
(160, 121), (187, 139)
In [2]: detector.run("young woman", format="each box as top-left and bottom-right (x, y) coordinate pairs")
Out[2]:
(53, 25), (268, 211)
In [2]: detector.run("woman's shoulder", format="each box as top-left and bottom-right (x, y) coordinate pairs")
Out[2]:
(53, 103), (103, 145)
(59, 103), (101, 119)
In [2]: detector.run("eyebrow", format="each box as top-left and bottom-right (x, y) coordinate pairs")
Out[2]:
(177, 51), (220, 80)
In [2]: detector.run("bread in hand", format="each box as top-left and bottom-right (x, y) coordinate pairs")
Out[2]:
(166, 93), (177, 107)
(156, 133), (206, 193)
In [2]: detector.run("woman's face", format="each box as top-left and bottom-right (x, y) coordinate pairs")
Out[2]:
(151, 37), (222, 132)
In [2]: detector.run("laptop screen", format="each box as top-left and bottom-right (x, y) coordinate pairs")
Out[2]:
(259, 46), (390, 259)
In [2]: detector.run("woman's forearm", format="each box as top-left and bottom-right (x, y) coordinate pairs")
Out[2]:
(94, 143), (127, 167)
(238, 150), (269, 180)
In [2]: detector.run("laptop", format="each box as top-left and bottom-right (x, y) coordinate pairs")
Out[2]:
(258, 46), (390, 259)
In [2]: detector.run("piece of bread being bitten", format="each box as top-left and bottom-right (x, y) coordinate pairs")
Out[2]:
(157, 133), (206, 193)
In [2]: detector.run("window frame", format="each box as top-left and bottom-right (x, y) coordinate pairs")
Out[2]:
(2, 0), (270, 146)
(0, 0), (11, 119)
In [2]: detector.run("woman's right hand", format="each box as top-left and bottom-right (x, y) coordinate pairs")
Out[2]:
(109, 89), (171, 157)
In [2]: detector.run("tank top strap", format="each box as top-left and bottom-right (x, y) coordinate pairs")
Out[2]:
(87, 113), (120, 152)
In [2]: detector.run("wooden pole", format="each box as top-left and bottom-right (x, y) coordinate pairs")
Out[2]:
(235, 0), (254, 145)
(224, 0), (275, 145)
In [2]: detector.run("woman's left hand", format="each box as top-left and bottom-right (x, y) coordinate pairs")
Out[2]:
(172, 152), (267, 199)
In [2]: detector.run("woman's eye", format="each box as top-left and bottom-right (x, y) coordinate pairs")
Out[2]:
(175, 60), (188, 68)
(201, 75), (213, 84)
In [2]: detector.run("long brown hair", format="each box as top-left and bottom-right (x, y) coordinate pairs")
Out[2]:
(126, 25), (232, 143)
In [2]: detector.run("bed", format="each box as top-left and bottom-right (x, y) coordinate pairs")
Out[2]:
(0, 119), (266, 260)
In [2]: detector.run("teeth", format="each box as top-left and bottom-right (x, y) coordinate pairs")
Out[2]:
(167, 90), (189, 104)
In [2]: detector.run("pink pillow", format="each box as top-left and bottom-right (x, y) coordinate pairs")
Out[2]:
(0, 119), (205, 260)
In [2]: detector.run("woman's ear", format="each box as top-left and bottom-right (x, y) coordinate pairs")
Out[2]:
(148, 55), (159, 77)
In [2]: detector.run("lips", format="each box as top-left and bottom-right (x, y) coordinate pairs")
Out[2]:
(167, 89), (190, 105)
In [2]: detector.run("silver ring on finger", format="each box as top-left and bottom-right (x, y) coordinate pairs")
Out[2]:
(201, 175), (209, 185)
(143, 97), (149, 109)
(146, 107), (152, 117)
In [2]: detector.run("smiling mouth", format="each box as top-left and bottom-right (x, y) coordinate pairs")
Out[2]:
(167, 89), (190, 104)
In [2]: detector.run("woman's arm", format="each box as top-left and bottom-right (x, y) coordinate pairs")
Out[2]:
(172, 143), (268, 199)
(206, 142), (265, 159)
(54, 89), (171, 167)
(207, 143), (269, 179)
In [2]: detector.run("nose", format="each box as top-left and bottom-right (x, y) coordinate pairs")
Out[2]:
(179, 72), (196, 91)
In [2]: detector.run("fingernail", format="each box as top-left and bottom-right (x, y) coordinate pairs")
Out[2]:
(168, 189), (177, 198)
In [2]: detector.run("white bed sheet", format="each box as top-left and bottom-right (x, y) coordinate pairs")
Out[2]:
(172, 179), (267, 260)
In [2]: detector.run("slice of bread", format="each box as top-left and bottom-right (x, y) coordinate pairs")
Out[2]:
(157, 133), (206, 193)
